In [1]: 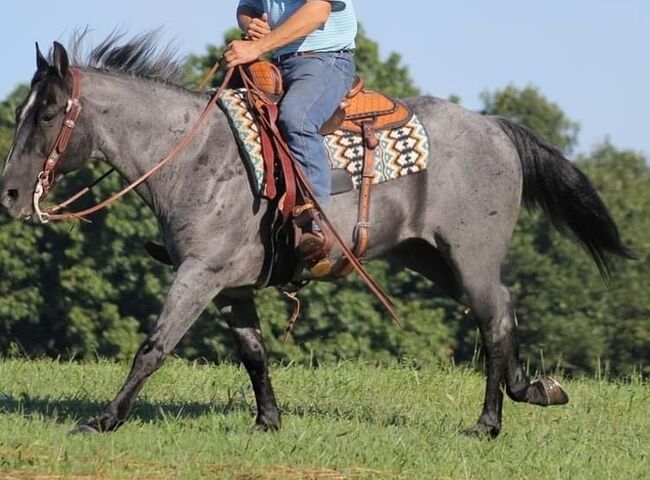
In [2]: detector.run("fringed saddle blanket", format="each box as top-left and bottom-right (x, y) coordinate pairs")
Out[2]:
(218, 89), (430, 194)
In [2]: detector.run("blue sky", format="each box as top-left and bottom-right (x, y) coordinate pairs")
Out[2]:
(3, 1), (648, 156)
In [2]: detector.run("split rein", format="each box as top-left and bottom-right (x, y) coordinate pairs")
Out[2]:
(31, 63), (233, 223)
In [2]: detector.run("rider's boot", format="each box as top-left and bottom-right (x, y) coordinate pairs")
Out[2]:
(293, 204), (332, 277)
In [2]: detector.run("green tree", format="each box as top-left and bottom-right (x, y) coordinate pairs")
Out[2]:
(481, 85), (579, 154)
(353, 25), (420, 97)
(0, 27), (429, 365)
(0, 86), (29, 157)
(185, 28), (242, 88)
(0, 165), (173, 360)
(576, 145), (649, 375)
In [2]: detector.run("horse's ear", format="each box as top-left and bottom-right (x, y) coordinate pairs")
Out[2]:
(52, 41), (69, 78)
(35, 42), (49, 72)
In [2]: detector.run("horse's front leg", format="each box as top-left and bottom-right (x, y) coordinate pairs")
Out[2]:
(73, 258), (223, 433)
(215, 291), (281, 431)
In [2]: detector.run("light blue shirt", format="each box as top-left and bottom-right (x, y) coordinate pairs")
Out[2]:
(238, 0), (357, 57)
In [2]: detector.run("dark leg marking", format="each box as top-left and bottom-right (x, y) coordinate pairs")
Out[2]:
(216, 291), (281, 431)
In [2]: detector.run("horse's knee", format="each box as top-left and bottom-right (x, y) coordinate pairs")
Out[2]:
(466, 284), (513, 336)
(215, 294), (268, 374)
(132, 338), (165, 377)
(469, 287), (509, 327)
(232, 328), (267, 373)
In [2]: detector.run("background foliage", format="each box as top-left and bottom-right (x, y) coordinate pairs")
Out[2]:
(0, 28), (647, 376)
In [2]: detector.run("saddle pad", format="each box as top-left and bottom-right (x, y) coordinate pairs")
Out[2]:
(218, 89), (430, 194)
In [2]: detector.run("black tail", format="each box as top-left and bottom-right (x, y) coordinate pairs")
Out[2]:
(494, 117), (636, 280)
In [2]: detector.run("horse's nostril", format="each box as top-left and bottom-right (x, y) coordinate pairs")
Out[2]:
(1, 188), (19, 207)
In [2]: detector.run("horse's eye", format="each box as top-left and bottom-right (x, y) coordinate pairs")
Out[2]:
(14, 106), (21, 120)
(40, 110), (56, 124)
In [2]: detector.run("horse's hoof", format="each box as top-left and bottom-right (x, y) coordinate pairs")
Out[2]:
(461, 423), (499, 439)
(251, 415), (281, 433)
(248, 423), (280, 434)
(69, 423), (100, 435)
(529, 377), (569, 406)
(248, 424), (271, 434)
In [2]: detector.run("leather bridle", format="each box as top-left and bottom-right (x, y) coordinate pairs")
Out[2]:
(32, 67), (83, 222)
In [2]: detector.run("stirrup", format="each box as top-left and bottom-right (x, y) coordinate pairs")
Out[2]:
(298, 230), (332, 277)
(292, 202), (317, 228)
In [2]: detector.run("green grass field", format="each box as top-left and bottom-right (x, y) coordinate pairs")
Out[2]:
(0, 359), (647, 479)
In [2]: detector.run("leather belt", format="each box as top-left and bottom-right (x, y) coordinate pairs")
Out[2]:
(273, 49), (355, 64)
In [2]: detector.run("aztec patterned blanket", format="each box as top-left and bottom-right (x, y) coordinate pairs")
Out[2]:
(218, 89), (430, 194)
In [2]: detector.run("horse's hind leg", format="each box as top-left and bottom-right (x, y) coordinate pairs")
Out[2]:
(72, 258), (222, 433)
(455, 269), (517, 438)
(394, 239), (510, 436)
(391, 236), (568, 437)
(453, 260), (568, 438)
(215, 291), (281, 431)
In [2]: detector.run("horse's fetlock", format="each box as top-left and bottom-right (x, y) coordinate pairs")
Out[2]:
(256, 411), (281, 431)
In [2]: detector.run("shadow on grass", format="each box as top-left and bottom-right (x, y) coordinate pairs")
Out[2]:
(0, 392), (459, 430)
(0, 393), (253, 425)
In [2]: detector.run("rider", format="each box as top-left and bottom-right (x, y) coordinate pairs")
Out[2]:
(225, 0), (357, 268)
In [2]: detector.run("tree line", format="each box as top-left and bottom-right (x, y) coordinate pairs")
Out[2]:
(0, 28), (647, 376)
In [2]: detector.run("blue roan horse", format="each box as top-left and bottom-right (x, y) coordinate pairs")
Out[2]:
(0, 36), (634, 438)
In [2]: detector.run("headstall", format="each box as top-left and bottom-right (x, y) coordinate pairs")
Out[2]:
(32, 67), (83, 223)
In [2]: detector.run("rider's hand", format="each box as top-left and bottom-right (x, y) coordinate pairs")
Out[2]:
(246, 13), (271, 40)
(225, 40), (264, 68)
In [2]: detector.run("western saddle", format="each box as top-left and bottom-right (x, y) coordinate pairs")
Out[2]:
(239, 60), (413, 277)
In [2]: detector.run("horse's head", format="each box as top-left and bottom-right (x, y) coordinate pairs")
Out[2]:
(1, 42), (91, 220)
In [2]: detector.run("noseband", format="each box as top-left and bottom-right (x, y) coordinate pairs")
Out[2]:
(32, 67), (83, 223)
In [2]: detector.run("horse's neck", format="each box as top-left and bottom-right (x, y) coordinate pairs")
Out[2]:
(83, 71), (212, 207)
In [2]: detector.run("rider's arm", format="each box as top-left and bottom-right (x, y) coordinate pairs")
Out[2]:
(227, 1), (334, 67)
(253, 1), (332, 54)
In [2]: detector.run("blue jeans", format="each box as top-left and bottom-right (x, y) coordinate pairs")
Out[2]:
(276, 52), (356, 210)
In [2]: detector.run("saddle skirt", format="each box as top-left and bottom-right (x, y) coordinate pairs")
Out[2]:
(218, 88), (431, 196)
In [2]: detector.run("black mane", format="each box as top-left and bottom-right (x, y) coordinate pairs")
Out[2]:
(66, 29), (186, 86)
